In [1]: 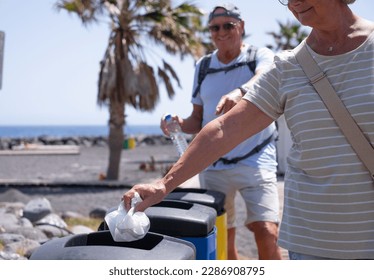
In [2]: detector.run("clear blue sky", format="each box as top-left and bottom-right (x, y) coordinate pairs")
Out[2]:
(0, 0), (373, 126)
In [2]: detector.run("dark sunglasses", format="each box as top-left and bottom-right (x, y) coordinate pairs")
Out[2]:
(208, 22), (239, 32)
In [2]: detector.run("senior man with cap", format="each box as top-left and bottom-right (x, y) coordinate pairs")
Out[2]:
(160, 3), (281, 260)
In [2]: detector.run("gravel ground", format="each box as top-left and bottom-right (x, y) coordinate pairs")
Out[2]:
(0, 144), (287, 259)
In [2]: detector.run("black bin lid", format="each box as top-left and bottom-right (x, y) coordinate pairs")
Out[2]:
(145, 200), (216, 237)
(166, 187), (225, 215)
(30, 231), (196, 260)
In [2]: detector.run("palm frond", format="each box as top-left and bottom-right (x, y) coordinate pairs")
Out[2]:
(267, 20), (309, 51)
(137, 63), (159, 110)
(55, 0), (104, 25)
(158, 67), (175, 99)
(98, 46), (117, 105)
(162, 60), (180, 87)
(60, 0), (210, 112)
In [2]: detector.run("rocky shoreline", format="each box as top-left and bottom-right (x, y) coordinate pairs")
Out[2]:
(0, 134), (178, 150)
(0, 188), (110, 260)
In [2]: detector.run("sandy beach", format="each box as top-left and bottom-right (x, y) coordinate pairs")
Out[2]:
(0, 144), (287, 259)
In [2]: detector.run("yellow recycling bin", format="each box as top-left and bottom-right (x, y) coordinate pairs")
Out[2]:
(215, 210), (228, 260)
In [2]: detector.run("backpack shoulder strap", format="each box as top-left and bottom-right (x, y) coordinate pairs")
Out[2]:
(192, 53), (212, 98)
(246, 45), (257, 74)
(192, 46), (257, 98)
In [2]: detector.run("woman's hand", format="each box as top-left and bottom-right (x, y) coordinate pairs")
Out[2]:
(122, 180), (168, 212)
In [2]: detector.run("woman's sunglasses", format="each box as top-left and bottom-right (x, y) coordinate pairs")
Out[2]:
(208, 22), (239, 33)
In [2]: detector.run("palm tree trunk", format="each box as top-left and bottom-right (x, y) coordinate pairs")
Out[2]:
(106, 101), (125, 180)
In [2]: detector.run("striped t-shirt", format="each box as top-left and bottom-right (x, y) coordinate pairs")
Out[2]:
(243, 32), (374, 259)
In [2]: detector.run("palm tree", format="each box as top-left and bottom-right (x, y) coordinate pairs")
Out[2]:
(56, 0), (210, 180)
(266, 20), (309, 51)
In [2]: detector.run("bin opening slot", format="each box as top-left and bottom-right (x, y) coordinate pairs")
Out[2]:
(65, 231), (163, 251)
(153, 200), (192, 210)
(173, 188), (207, 194)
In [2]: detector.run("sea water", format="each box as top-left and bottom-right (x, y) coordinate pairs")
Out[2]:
(0, 125), (162, 138)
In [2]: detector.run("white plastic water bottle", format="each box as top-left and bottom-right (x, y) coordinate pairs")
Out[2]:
(164, 114), (188, 156)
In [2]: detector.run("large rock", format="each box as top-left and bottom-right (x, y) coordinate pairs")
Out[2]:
(5, 239), (41, 258)
(0, 189), (30, 204)
(89, 207), (108, 219)
(7, 227), (48, 244)
(0, 233), (26, 245)
(23, 197), (52, 222)
(35, 213), (70, 238)
(0, 250), (27, 260)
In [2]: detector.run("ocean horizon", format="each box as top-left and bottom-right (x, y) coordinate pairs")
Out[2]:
(0, 125), (162, 138)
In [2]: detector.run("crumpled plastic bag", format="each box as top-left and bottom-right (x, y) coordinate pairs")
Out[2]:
(104, 192), (150, 242)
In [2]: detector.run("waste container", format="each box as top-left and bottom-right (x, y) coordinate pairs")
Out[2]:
(145, 200), (217, 260)
(166, 188), (227, 260)
(30, 231), (196, 260)
(123, 137), (136, 149)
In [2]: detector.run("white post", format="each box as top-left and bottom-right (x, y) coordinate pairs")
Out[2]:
(0, 31), (5, 90)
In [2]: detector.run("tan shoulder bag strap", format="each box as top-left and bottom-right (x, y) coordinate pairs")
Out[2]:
(294, 42), (374, 180)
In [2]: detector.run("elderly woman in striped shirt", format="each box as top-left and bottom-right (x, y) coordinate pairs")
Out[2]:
(124, 0), (374, 260)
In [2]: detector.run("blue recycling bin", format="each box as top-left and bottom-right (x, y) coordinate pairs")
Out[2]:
(145, 200), (217, 260)
(30, 231), (196, 260)
(166, 188), (227, 260)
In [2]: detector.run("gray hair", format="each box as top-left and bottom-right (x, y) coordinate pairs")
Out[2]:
(341, 0), (356, 4)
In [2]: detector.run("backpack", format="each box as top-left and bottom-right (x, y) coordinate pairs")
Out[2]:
(192, 45), (257, 98)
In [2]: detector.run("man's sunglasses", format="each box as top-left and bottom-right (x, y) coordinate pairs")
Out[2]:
(278, 0), (290, 5)
(208, 22), (239, 33)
